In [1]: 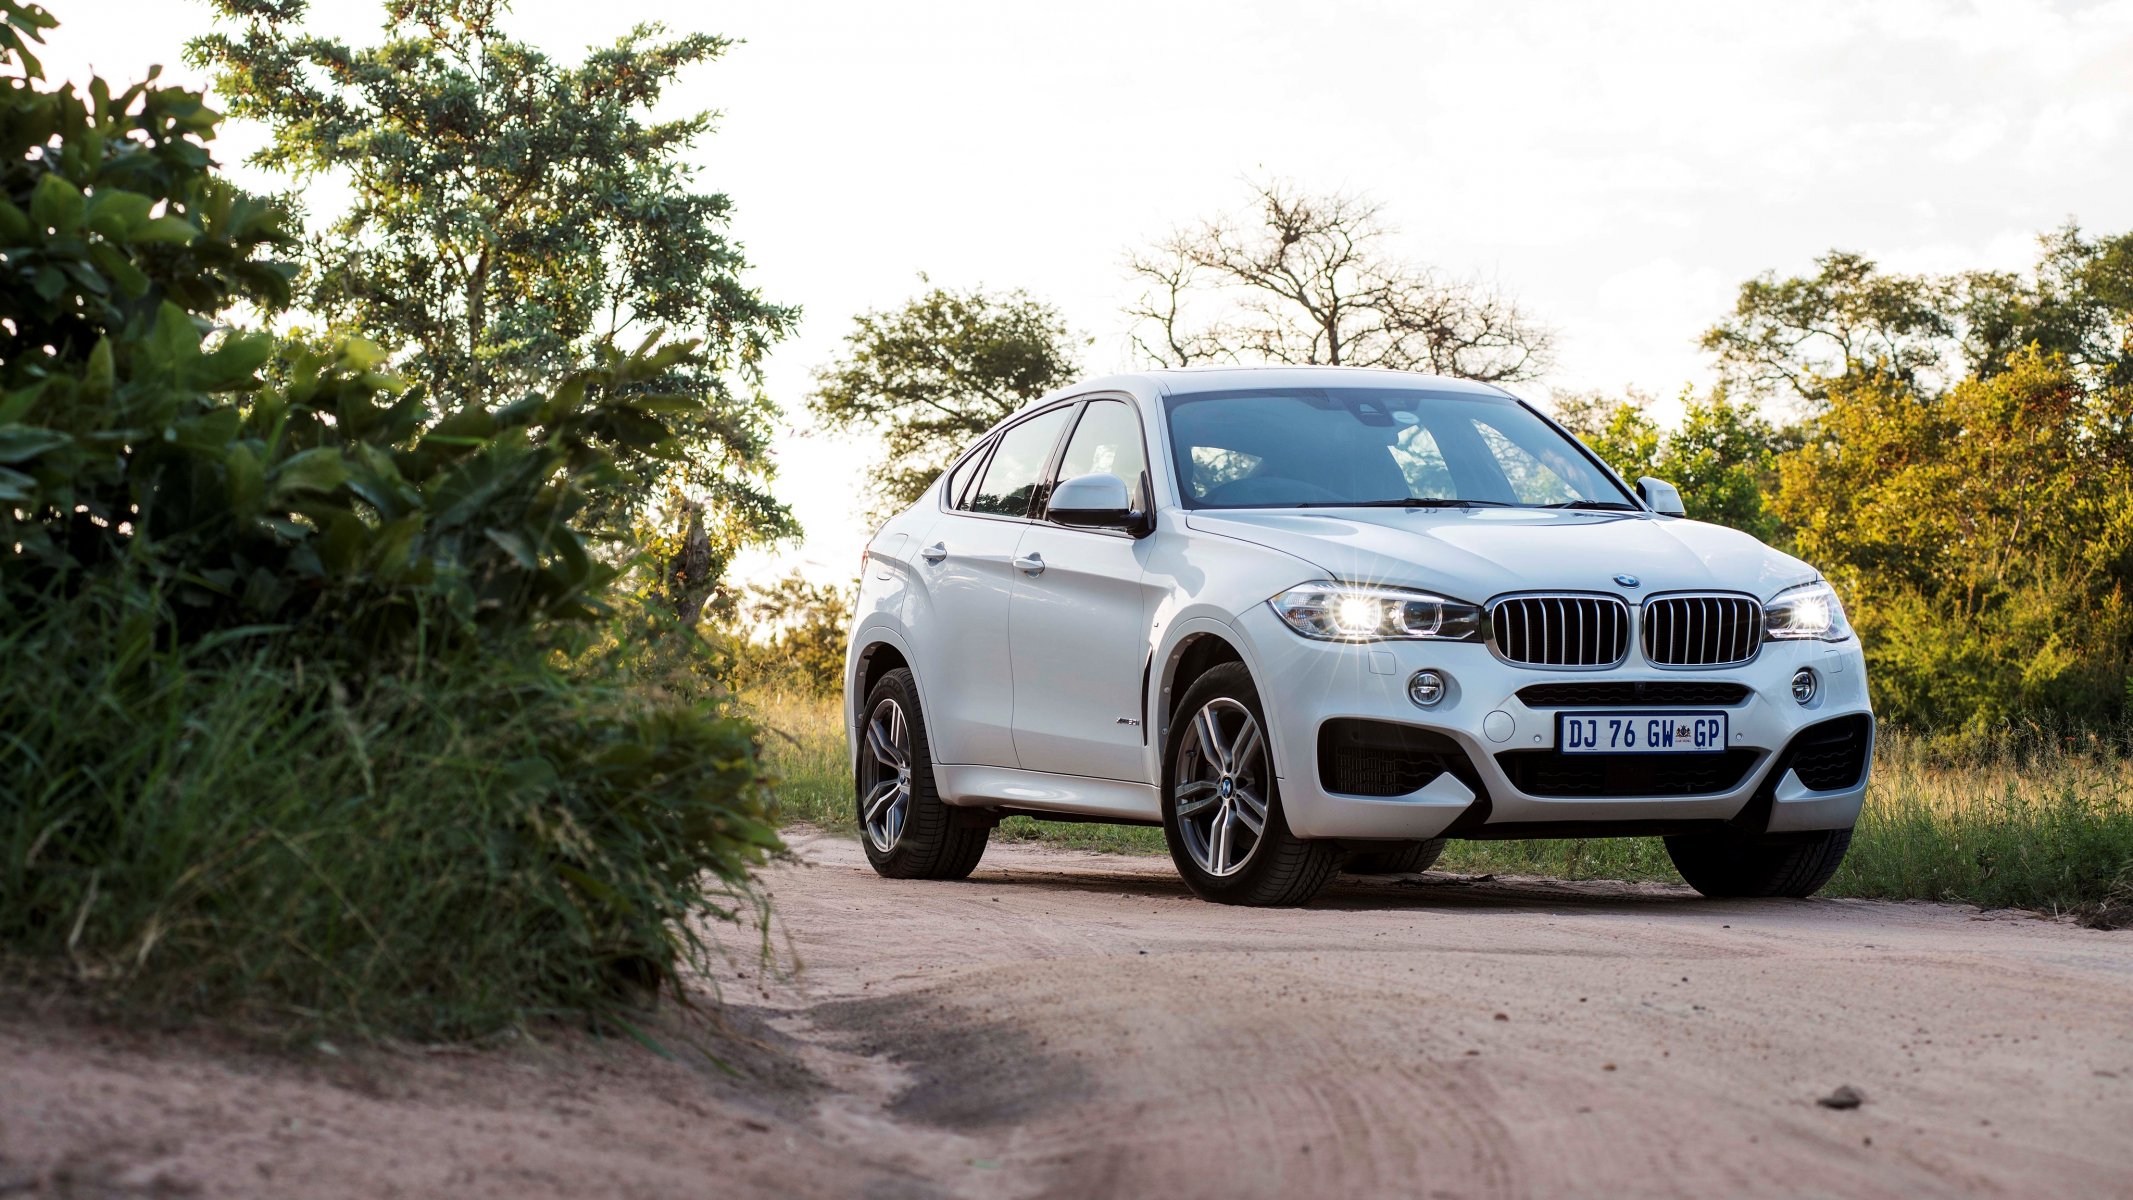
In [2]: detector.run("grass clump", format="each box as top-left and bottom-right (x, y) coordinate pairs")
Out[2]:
(3, 602), (777, 1038)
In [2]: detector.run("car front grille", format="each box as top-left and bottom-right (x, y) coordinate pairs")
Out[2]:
(1488, 595), (1630, 668)
(1494, 747), (1763, 798)
(1318, 719), (1485, 799)
(1782, 714), (1874, 791)
(1515, 681), (1753, 708)
(1641, 594), (1762, 667)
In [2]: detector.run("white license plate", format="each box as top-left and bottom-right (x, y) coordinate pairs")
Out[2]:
(1558, 711), (1729, 754)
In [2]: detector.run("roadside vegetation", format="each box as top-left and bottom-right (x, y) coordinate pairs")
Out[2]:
(754, 691), (2133, 924)
(0, 0), (785, 1039)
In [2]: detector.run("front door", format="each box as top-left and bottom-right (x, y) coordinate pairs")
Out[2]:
(1010, 398), (1159, 781)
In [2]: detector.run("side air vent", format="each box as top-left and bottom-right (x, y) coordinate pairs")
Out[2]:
(1318, 719), (1485, 799)
(1783, 714), (1874, 791)
(1642, 594), (1762, 667)
(1488, 595), (1630, 668)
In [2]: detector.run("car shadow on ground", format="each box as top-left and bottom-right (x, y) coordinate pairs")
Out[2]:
(956, 859), (1803, 920)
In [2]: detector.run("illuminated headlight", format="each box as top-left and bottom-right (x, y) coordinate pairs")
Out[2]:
(1270, 582), (1483, 643)
(1764, 581), (1853, 642)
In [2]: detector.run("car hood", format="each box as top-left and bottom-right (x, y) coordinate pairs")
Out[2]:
(1182, 508), (1817, 602)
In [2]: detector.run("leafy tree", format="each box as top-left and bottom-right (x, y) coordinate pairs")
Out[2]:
(809, 283), (1084, 511)
(1775, 351), (2133, 728)
(1126, 179), (1553, 381)
(0, 0), (777, 1036)
(1705, 229), (2133, 404)
(1552, 389), (1786, 540)
(187, 0), (797, 548)
(724, 571), (851, 693)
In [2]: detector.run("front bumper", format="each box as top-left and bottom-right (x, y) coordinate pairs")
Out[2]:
(1233, 605), (1874, 841)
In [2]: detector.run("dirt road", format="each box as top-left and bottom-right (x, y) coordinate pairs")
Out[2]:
(7, 833), (2132, 1198)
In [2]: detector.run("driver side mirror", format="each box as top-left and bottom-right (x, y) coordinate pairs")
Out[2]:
(1636, 476), (1687, 517)
(1048, 472), (1152, 536)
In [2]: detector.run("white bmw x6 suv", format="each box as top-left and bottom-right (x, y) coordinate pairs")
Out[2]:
(844, 367), (1873, 906)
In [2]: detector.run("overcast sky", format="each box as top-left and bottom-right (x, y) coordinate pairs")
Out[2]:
(44, 0), (2133, 585)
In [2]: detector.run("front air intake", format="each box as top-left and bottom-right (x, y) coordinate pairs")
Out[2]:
(1488, 595), (1631, 668)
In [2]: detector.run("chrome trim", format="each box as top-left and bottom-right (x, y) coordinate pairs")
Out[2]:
(1639, 591), (1764, 670)
(1485, 592), (1632, 670)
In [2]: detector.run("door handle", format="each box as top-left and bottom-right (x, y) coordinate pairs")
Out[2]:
(920, 543), (948, 564)
(1013, 552), (1045, 576)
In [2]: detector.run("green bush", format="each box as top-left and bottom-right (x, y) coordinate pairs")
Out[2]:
(0, 0), (778, 1038)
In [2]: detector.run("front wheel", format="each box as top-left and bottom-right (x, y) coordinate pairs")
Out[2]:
(1162, 662), (1342, 906)
(1664, 827), (1852, 898)
(856, 668), (988, 880)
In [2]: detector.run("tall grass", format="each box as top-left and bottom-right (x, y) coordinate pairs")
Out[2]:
(750, 691), (2133, 921)
(2, 604), (779, 1040)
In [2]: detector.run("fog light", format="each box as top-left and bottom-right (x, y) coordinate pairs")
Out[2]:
(1791, 668), (1817, 705)
(1408, 669), (1446, 708)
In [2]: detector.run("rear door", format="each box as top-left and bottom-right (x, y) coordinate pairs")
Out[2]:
(1009, 397), (1160, 781)
(906, 404), (1076, 768)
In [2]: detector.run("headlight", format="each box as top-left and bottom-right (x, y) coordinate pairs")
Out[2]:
(1764, 581), (1852, 642)
(1270, 582), (1483, 643)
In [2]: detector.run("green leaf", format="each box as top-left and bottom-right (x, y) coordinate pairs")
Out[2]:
(0, 466), (35, 502)
(224, 443), (263, 509)
(29, 173), (83, 235)
(128, 215), (200, 246)
(268, 447), (350, 499)
(0, 425), (70, 464)
(84, 188), (152, 239)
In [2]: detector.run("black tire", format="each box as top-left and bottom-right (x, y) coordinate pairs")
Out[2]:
(1161, 662), (1342, 906)
(856, 668), (988, 881)
(1344, 839), (1447, 876)
(1664, 827), (1852, 898)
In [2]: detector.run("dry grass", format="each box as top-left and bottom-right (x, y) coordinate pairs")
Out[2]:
(748, 691), (2133, 921)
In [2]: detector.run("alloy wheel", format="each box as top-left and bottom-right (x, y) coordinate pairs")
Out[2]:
(1173, 696), (1269, 877)
(860, 697), (913, 853)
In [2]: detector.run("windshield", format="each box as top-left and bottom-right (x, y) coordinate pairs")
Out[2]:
(1162, 387), (1635, 510)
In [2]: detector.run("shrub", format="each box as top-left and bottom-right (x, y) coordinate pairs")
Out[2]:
(0, 0), (778, 1038)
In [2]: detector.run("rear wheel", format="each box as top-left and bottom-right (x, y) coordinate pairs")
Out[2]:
(1162, 663), (1341, 906)
(1344, 839), (1447, 876)
(857, 668), (988, 880)
(1664, 827), (1852, 898)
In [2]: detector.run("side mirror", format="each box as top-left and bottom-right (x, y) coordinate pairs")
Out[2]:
(1048, 472), (1150, 535)
(1636, 476), (1687, 517)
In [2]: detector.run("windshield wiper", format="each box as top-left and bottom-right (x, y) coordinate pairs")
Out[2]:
(1297, 498), (1515, 509)
(1538, 499), (1640, 511)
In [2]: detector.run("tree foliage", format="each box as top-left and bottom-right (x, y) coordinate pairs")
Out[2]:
(1704, 228), (2133, 403)
(809, 283), (1083, 511)
(0, 1), (776, 1037)
(188, 0), (797, 550)
(1127, 179), (1553, 381)
(1553, 389), (1788, 542)
(1776, 352), (2133, 729)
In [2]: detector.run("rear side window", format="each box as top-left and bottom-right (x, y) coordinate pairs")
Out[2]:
(967, 406), (1073, 517)
(944, 438), (992, 510)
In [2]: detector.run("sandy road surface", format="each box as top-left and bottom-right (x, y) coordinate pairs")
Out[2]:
(5, 833), (2131, 1198)
(764, 831), (2133, 1199)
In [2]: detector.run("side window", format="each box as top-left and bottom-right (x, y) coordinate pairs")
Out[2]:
(967, 406), (1073, 517)
(1052, 400), (1149, 512)
(944, 437), (993, 510)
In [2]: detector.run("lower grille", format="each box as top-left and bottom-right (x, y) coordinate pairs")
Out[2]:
(1516, 681), (1752, 708)
(1642, 594), (1762, 667)
(1495, 747), (1762, 798)
(1489, 594), (1630, 667)
(1319, 719), (1484, 799)
(1784, 714), (1873, 791)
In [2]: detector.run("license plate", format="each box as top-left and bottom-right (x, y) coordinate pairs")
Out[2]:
(1558, 711), (1729, 754)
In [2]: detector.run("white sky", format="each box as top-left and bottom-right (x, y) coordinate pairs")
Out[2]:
(43, 0), (2133, 587)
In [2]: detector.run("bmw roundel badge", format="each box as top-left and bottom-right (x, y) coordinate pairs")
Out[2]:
(1614, 574), (1641, 589)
